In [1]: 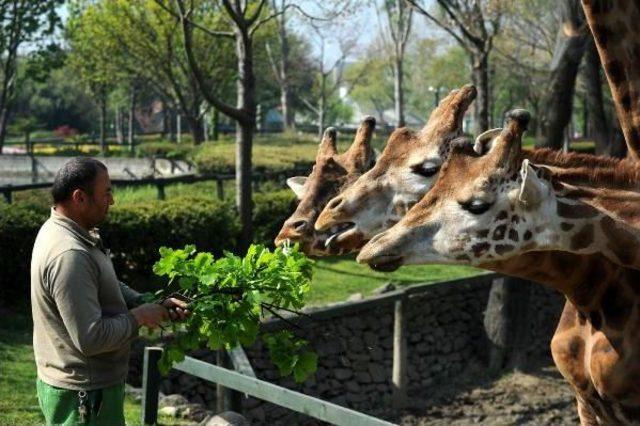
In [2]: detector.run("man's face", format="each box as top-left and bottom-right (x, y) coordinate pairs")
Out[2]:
(83, 169), (114, 227)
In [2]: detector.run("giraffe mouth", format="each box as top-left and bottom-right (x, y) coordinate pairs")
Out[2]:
(324, 222), (357, 249)
(369, 255), (403, 272)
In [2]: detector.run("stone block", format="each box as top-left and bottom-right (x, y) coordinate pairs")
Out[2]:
(334, 368), (352, 380)
(368, 363), (387, 383)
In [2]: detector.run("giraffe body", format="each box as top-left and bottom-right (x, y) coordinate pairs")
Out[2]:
(356, 110), (640, 424)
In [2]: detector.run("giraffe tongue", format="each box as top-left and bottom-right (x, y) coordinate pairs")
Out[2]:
(324, 223), (356, 249)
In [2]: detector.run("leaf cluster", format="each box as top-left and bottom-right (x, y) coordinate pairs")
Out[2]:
(152, 243), (317, 382)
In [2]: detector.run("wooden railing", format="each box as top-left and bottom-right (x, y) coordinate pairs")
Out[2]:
(0, 168), (308, 204)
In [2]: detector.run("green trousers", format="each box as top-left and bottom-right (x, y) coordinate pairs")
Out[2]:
(36, 379), (125, 426)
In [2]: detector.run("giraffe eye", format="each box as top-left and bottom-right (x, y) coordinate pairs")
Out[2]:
(411, 163), (440, 178)
(459, 199), (492, 215)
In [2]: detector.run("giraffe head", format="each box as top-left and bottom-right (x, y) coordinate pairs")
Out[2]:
(314, 84), (477, 253)
(357, 109), (563, 271)
(274, 117), (376, 255)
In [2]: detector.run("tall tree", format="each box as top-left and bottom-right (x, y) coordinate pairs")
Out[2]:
(0, 0), (62, 151)
(380, 0), (412, 128)
(170, 0), (286, 250)
(583, 38), (610, 156)
(538, 0), (588, 149)
(407, 0), (502, 132)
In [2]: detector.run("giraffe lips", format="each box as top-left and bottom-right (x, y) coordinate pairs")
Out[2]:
(369, 255), (403, 272)
(324, 222), (356, 248)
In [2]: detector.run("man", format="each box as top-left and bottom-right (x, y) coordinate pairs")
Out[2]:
(31, 157), (188, 425)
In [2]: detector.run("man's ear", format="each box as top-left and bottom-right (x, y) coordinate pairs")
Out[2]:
(71, 188), (86, 204)
(518, 159), (550, 209)
(286, 176), (308, 199)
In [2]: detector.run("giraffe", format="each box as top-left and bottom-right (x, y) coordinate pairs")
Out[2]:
(315, 111), (640, 266)
(273, 116), (376, 255)
(356, 110), (640, 424)
(581, 0), (640, 161)
(313, 84), (478, 254)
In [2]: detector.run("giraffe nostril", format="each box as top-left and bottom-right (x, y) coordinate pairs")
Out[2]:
(292, 220), (308, 232)
(327, 197), (343, 210)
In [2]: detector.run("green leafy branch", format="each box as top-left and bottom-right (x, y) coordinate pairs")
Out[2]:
(151, 243), (317, 382)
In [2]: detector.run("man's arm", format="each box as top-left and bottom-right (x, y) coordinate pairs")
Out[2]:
(48, 250), (140, 356)
(118, 281), (146, 309)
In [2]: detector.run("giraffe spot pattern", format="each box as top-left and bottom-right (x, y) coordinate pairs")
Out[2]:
(476, 229), (489, 238)
(472, 242), (490, 257)
(601, 216), (637, 266)
(508, 229), (519, 242)
(590, 310), (603, 331)
(496, 210), (508, 221)
(556, 201), (600, 219)
(561, 222), (575, 232)
(492, 224), (507, 240)
(495, 244), (515, 255)
(511, 215), (520, 224)
(571, 224), (595, 251)
(601, 284), (633, 330)
(523, 230), (532, 241)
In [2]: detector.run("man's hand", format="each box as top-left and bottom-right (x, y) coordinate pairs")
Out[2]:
(161, 297), (190, 321)
(130, 303), (169, 328)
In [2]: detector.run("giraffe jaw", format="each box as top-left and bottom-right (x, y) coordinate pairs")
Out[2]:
(368, 254), (404, 272)
(324, 222), (357, 249)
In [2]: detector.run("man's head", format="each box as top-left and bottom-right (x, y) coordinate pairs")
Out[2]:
(52, 157), (113, 230)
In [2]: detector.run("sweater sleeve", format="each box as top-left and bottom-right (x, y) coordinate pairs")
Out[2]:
(48, 250), (138, 356)
(118, 281), (145, 308)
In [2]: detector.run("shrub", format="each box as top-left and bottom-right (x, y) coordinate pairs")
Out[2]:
(135, 140), (195, 161)
(0, 190), (297, 306)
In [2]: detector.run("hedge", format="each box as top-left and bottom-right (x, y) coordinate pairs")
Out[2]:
(0, 190), (296, 305)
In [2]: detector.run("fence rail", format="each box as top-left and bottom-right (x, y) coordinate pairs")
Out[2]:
(0, 167), (308, 204)
(142, 347), (396, 426)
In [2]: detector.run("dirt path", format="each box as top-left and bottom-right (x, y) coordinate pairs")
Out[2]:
(377, 362), (579, 425)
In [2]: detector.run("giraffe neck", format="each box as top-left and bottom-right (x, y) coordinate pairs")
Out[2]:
(548, 183), (640, 269)
(582, 0), (640, 160)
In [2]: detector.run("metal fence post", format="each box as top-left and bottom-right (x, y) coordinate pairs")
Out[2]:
(2, 188), (11, 204)
(141, 347), (162, 425)
(392, 294), (408, 408)
(216, 178), (224, 200)
(156, 182), (166, 200)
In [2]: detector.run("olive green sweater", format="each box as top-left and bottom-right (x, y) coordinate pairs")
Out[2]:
(31, 208), (141, 391)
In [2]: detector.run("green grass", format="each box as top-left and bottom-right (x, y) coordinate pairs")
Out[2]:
(308, 257), (480, 305)
(0, 309), (188, 425)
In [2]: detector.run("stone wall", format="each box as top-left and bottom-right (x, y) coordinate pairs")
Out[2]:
(129, 274), (565, 425)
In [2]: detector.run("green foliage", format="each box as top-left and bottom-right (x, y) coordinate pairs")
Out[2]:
(135, 141), (195, 161)
(152, 244), (317, 382)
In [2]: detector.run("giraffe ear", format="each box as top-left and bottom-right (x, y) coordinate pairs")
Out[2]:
(473, 128), (502, 155)
(286, 176), (308, 199)
(517, 160), (550, 209)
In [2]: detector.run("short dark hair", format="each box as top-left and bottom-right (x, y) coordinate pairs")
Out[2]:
(51, 157), (108, 203)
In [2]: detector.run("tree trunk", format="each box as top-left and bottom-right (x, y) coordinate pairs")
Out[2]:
(115, 107), (124, 145)
(277, 11), (294, 131)
(212, 108), (219, 141)
(539, 0), (586, 149)
(394, 57), (405, 128)
(128, 86), (136, 152)
(235, 27), (255, 252)
(584, 39), (610, 156)
(187, 114), (205, 144)
(472, 52), (490, 132)
(0, 108), (9, 153)
(99, 96), (107, 154)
